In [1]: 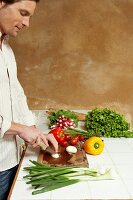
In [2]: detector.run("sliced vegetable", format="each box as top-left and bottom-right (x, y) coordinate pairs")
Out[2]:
(51, 153), (60, 159)
(84, 136), (104, 155)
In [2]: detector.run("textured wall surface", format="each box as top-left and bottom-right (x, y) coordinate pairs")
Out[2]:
(10, 0), (133, 122)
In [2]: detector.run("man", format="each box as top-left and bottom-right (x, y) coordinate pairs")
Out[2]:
(0, 1), (58, 199)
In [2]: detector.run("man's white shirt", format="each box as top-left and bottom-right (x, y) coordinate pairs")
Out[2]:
(0, 33), (35, 171)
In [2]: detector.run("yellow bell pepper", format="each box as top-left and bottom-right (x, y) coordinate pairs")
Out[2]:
(83, 136), (104, 155)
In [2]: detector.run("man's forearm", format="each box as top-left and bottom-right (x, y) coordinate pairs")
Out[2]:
(4, 122), (58, 152)
(5, 122), (26, 136)
(5, 122), (41, 145)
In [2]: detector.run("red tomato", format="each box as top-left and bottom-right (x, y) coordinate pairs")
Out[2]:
(70, 138), (78, 146)
(64, 134), (71, 141)
(58, 137), (65, 143)
(49, 128), (65, 143)
(73, 135), (79, 142)
(79, 135), (84, 141)
(61, 140), (69, 147)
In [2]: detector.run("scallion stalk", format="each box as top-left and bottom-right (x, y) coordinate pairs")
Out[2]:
(32, 179), (80, 195)
(23, 160), (114, 195)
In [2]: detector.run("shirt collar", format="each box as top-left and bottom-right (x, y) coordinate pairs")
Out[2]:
(0, 31), (2, 38)
(0, 31), (9, 42)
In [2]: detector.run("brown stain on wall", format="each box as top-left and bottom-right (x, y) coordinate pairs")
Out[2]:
(10, 0), (133, 123)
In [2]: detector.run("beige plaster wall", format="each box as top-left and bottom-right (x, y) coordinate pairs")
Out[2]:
(10, 0), (133, 122)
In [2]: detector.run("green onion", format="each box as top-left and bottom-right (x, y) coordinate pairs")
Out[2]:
(23, 160), (114, 195)
(65, 128), (102, 139)
(32, 179), (80, 195)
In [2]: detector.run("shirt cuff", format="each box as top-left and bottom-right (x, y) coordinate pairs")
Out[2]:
(0, 116), (11, 138)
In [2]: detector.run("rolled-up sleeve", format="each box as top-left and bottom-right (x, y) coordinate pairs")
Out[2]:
(0, 115), (11, 138)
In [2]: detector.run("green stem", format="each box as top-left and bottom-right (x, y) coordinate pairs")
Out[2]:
(32, 179), (80, 195)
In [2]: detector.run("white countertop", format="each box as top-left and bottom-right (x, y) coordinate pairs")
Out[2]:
(9, 110), (133, 199)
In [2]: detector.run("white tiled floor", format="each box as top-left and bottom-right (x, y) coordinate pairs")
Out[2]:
(9, 110), (133, 199)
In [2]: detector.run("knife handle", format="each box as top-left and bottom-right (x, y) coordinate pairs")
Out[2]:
(39, 142), (48, 150)
(39, 142), (56, 155)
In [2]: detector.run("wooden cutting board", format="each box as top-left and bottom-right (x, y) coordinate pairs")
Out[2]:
(38, 142), (89, 167)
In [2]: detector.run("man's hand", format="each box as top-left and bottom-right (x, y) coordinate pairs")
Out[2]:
(6, 122), (58, 152)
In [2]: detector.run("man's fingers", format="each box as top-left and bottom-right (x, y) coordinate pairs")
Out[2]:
(31, 138), (37, 145)
(24, 130), (58, 152)
(41, 135), (49, 147)
(32, 142), (38, 148)
(46, 134), (58, 152)
(32, 136), (40, 148)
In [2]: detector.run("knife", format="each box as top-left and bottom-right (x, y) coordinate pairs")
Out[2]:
(39, 142), (56, 155)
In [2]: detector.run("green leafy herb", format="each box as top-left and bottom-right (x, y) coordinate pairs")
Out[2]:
(47, 109), (79, 128)
(85, 108), (133, 137)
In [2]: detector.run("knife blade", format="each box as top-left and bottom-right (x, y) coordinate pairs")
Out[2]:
(39, 142), (56, 155)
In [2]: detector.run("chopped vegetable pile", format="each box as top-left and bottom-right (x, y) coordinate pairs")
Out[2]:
(86, 108), (133, 137)
(24, 160), (114, 195)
